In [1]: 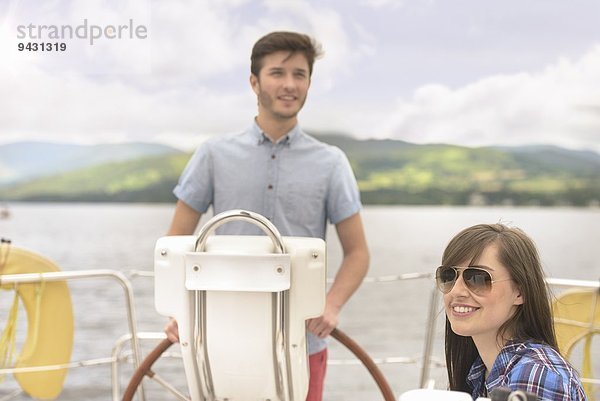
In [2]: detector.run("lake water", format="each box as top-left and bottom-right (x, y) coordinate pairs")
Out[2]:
(0, 203), (598, 400)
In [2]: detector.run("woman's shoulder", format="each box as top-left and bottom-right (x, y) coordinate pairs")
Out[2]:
(505, 340), (568, 372)
(503, 340), (586, 400)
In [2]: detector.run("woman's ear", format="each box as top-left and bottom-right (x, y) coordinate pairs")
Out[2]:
(513, 286), (524, 306)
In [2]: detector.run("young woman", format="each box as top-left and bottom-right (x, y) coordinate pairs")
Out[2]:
(436, 223), (587, 400)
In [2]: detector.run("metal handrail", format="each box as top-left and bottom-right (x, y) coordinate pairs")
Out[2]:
(126, 270), (443, 388)
(3, 262), (597, 400)
(194, 209), (285, 254)
(125, 270), (600, 391)
(112, 332), (188, 401)
(547, 277), (600, 395)
(0, 269), (145, 401)
(191, 209), (291, 401)
(546, 278), (600, 289)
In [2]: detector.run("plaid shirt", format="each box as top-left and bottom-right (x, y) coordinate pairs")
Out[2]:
(466, 340), (587, 401)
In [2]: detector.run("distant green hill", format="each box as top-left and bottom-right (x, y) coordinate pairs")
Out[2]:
(0, 141), (181, 185)
(0, 153), (188, 202)
(316, 135), (599, 206)
(1, 135), (599, 206)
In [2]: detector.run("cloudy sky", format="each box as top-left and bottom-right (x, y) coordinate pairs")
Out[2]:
(1, 0), (599, 152)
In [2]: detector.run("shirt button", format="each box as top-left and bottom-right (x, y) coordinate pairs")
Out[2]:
(271, 154), (276, 159)
(267, 184), (273, 190)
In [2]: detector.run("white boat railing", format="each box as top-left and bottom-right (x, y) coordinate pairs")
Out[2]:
(129, 270), (444, 387)
(0, 269), (597, 400)
(546, 277), (600, 289)
(0, 269), (146, 401)
(327, 272), (442, 388)
(122, 270), (600, 399)
(547, 277), (600, 391)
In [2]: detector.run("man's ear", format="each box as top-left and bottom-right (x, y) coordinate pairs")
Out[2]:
(249, 74), (259, 95)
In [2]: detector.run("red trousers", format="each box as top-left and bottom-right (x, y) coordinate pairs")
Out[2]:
(306, 348), (328, 401)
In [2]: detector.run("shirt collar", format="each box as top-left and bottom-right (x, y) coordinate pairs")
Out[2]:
(467, 356), (486, 384)
(252, 119), (301, 146)
(466, 356), (487, 397)
(467, 339), (525, 397)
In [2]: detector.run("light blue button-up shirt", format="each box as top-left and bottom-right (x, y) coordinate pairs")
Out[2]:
(174, 121), (362, 353)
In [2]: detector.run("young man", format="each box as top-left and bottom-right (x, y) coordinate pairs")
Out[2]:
(165, 31), (369, 401)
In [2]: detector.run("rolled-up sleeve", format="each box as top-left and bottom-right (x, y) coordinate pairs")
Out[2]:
(326, 148), (362, 225)
(173, 142), (213, 213)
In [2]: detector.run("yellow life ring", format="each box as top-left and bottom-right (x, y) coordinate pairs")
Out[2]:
(552, 288), (600, 400)
(0, 244), (74, 400)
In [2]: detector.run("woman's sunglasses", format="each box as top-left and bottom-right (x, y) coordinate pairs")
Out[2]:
(435, 265), (512, 295)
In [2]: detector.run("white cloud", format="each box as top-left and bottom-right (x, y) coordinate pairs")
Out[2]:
(358, 0), (407, 9)
(377, 45), (600, 151)
(0, 0), (362, 150)
(148, 1), (250, 82)
(0, 60), (254, 149)
(1, 0), (599, 154)
(256, 0), (365, 92)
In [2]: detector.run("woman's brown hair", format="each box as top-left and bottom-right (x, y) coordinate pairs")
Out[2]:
(441, 224), (557, 392)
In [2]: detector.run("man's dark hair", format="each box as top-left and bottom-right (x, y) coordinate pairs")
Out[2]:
(250, 31), (323, 77)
